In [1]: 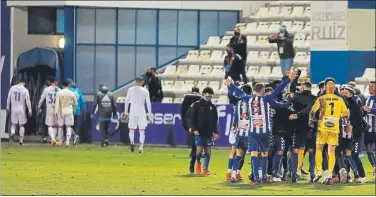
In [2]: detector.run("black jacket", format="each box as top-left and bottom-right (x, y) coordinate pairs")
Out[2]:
(230, 35), (247, 60)
(92, 86), (117, 121)
(346, 96), (364, 137)
(268, 31), (295, 59)
(224, 54), (243, 82)
(143, 75), (163, 102)
(292, 90), (316, 132)
(180, 93), (201, 130)
(354, 88), (366, 104)
(190, 98), (219, 137)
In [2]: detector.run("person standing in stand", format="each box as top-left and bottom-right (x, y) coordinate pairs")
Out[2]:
(143, 66), (163, 102)
(224, 44), (243, 83)
(230, 27), (248, 83)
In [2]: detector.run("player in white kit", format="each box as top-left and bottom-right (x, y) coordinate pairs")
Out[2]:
(6, 77), (32, 144)
(124, 77), (152, 153)
(55, 79), (78, 147)
(38, 76), (60, 145)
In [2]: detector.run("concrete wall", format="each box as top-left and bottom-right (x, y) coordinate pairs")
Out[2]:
(10, 7), (63, 68)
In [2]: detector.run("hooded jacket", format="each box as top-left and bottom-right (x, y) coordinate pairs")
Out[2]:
(69, 83), (86, 115)
(92, 86), (117, 121)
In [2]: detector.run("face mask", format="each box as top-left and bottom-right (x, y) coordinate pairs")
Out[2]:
(234, 32), (240, 36)
(204, 95), (212, 101)
(227, 50), (232, 55)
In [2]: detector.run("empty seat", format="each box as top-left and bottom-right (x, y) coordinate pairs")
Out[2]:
(268, 21), (281, 34)
(181, 65), (200, 79)
(209, 81), (220, 93)
(302, 22), (311, 34)
(268, 7), (281, 19)
(173, 98), (184, 103)
(217, 95), (229, 104)
(162, 97), (173, 103)
(211, 99), (219, 104)
(279, 7), (292, 18)
(246, 66), (259, 81)
(286, 6), (304, 20)
(246, 51), (260, 65)
(218, 80), (229, 95)
(211, 65), (225, 79)
(179, 80), (195, 94)
(196, 50), (211, 64)
(290, 21), (305, 33)
(256, 36), (272, 49)
(159, 65), (177, 79)
(303, 6), (311, 18)
(200, 36), (221, 49)
(355, 68), (376, 83)
(214, 36), (232, 50)
(162, 80), (175, 92)
(179, 50), (199, 64)
(294, 52), (308, 65)
(196, 81), (208, 91)
(249, 7), (269, 19)
(268, 52), (280, 65)
(293, 33), (306, 48)
(244, 22), (257, 34)
(202, 50), (223, 65)
(269, 66), (283, 80)
(198, 65), (212, 79)
(171, 81), (184, 93)
(282, 21), (293, 32)
(298, 67), (308, 77)
(254, 66), (271, 81)
(247, 36), (257, 48)
(304, 35), (311, 48)
(259, 51), (271, 64)
(255, 22), (270, 34)
(174, 65), (189, 78)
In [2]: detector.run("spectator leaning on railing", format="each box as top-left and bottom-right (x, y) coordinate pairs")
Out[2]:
(268, 24), (295, 75)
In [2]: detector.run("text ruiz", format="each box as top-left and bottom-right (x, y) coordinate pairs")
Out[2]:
(311, 11), (347, 41)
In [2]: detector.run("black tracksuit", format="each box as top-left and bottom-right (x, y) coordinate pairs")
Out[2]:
(143, 75), (164, 102)
(189, 99), (219, 139)
(224, 54), (243, 82)
(230, 35), (248, 83)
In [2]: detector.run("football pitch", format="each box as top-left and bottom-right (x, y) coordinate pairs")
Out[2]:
(1, 143), (375, 195)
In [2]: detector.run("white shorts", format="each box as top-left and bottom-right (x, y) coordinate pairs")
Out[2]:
(229, 131), (236, 145)
(58, 114), (74, 127)
(128, 115), (147, 130)
(11, 111), (27, 125)
(45, 113), (58, 127)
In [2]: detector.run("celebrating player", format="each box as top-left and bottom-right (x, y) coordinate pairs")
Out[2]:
(6, 77), (32, 144)
(362, 81), (376, 181)
(124, 77), (152, 153)
(38, 76), (60, 145)
(309, 78), (349, 184)
(55, 79), (78, 147)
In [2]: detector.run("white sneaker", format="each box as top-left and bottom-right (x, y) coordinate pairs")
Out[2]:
(373, 168), (376, 181)
(258, 169), (262, 178)
(273, 177), (282, 182)
(323, 170), (329, 178)
(339, 168), (348, 183)
(361, 177), (368, 183)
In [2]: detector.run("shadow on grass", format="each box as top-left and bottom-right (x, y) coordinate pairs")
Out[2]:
(173, 173), (204, 178)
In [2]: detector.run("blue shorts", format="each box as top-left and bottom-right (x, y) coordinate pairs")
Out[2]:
(248, 134), (269, 153)
(269, 135), (285, 151)
(235, 134), (248, 150)
(292, 132), (307, 149)
(306, 132), (316, 149)
(339, 138), (353, 151)
(195, 136), (213, 147)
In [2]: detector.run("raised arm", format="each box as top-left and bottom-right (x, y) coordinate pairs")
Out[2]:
(228, 83), (250, 101)
(267, 97), (292, 109)
(266, 78), (291, 99)
(268, 35), (279, 43)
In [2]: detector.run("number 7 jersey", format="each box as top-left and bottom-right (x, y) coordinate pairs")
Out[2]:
(311, 94), (348, 134)
(38, 86), (60, 115)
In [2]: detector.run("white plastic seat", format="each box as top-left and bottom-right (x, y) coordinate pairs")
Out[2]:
(179, 80), (195, 94)
(294, 52), (307, 65)
(244, 22), (258, 34)
(196, 81), (208, 92)
(302, 22), (311, 35)
(355, 84), (365, 93)
(198, 65), (212, 79)
(282, 21), (293, 32)
(209, 81), (220, 93)
(268, 7), (281, 20)
(355, 68), (376, 83)
(202, 50), (223, 65)
(303, 6), (311, 19)
(211, 99), (219, 104)
(290, 21), (305, 34)
(162, 97), (173, 103)
(246, 51), (260, 65)
(304, 35), (311, 48)
(293, 1), (311, 6)
(225, 23), (246, 36)
(173, 98), (184, 103)
(171, 81), (184, 93)
(182, 65), (200, 79)
(267, 21), (281, 34)
(159, 65), (177, 79)
(302, 52), (310, 65)
(267, 52), (280, 65)
(279, 7), (292, 18)
(249, 7), (269, 20)
(269, 67), (283, 80)
(298, 67), (308, 77)
(293, 33), (306, 48)
(254, 66), (271, 82)
(259, 51), (271, 65)
(162, 80), (175, 93)
(200, 36), (221, 49)
(214, 36), (232, 50)
(247, 36), (257, 48)
(217, 95), (229, 104)
(179, 50), (199, 64)
(256, 36), (273, 49)
(210, 65), (225, 79)
(197, 50), (211, 64)
(174, 65), (189, 78)
(255, 22), (270, 34)
(246, 66), (259, 81)
(218, 80), (229, 95)
(286, 6), (304, 20)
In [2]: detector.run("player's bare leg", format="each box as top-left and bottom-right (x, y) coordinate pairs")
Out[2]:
(48, 126), (57, 145)
(314, 144), (324, 182)
(236, 149), (246, 181)
(57, 127), (64, 146)
(227, 146), (236, 180)
(65, 126), (72, 147)
(129, 129), (135, 152)
(10, 124), (16, 143)
(324, 145), (336, 185)
(19, 124), (25, 145)
(203, 146), (211, 176)
(138, 129), (145, 153)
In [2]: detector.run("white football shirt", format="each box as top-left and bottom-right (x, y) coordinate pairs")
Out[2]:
(6, 84), (32, 113)
(38, 86), (61, 115)
(55, 88), (77, 116)
(124, 86), (152, 116)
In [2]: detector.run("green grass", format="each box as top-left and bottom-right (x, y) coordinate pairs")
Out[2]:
(1, 143), (375, 195)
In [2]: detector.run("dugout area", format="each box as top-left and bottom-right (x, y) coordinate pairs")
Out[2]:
(5, 47), (65, 136)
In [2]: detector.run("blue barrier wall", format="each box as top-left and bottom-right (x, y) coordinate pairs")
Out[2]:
(74, 8), (239, 94)
(1, 0), (11, 109)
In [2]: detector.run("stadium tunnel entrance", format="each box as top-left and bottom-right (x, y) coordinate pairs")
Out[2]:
(5, 47), (65, 137)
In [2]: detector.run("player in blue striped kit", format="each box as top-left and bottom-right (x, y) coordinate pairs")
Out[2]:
(226, 71), (297, 184)
(362, 81), (376, 181)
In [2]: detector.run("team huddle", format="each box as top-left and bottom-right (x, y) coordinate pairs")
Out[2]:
(6, 77), (79, 146)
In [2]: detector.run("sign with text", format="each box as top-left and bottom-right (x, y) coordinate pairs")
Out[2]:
(311, 1), (348, 48)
